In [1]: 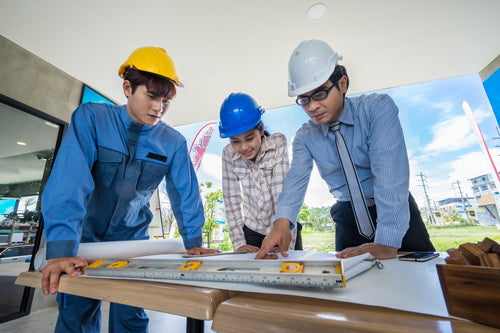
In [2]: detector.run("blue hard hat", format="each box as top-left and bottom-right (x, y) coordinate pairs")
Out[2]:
(219, 93), (264, 138)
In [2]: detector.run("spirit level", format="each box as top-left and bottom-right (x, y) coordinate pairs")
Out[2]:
(85, 258), (348, 288)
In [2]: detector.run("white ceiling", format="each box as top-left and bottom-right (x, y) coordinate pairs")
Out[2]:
(0, 102), (60, 185)
(0, 103), (59, 159)
(1, 0), (499, 127)
(0, 104), (59, 184)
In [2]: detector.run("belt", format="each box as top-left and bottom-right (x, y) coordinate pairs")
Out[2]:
(365, 198), (375, 207)
(338, 198), (375, 207)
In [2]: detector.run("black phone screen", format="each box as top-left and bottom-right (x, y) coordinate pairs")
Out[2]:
(398, 252), (439, 262)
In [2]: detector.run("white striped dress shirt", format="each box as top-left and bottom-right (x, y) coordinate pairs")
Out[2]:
(276, 93), (410, 248)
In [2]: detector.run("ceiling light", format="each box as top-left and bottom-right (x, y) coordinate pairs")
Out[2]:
(307, 3), (328, 22)
(44, 121), (59, 129)
(17, 141), (27, 145)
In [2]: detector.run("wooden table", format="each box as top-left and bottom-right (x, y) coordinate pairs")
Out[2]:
(211, 292), (500, 333)
(16, 259), (500, 333)
(15, 271), (232, 333)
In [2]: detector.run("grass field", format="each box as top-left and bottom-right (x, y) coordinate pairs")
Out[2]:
(301, 224), (500, 252)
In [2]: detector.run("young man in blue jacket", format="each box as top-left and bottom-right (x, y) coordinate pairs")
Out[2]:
(257, 40), (434, 260)
(41, 46), (217, 332)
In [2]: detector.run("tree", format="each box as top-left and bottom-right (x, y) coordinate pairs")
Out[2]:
(442, 209), (467, 224)
(309, 206), (331, 232)
(297, 204), (312, 229)
(199, 182), (224, 247)
(298, 205), (332, 231)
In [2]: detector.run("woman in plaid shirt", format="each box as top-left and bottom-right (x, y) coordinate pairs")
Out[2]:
(219, 93), (303, 253)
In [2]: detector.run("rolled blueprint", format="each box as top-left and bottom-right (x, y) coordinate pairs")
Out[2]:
(34, 238), (186, 270)
(341, 252), (373, 281)
(344, 260), (373, 281)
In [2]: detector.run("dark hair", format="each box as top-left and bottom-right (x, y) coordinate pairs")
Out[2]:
(123, 67), (176, 99)
(256, 121), (270, 137)
(329, 65), (349, 95)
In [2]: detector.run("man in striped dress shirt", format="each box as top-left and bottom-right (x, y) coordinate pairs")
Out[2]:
(257, 40), (434, 260)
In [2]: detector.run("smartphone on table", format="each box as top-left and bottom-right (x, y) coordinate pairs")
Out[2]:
(398, 252), (439, 262)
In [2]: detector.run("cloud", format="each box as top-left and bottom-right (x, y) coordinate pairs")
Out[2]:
(197, 153), (223, 183)
(286, 136), (334, 207)
(303, 164), (335, 208)
(409, 155), (447, 209)
(387, 85), (427, 107)
(420, 101), (496, 157)
(471, 103), (496, 122)
(446, 150), (496, 183)
(429, 101), (455, 116)
(408, 157), (423, 194)
(411, 148), (500, 208)
(422, 114), (476, 155)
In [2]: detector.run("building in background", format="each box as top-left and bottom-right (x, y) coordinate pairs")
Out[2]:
(436, 197), (475, 223)
(468, 173), (500, 225)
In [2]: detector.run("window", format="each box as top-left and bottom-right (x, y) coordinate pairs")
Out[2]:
(0, 94), (66, 322)
(80, 85), (115, 105)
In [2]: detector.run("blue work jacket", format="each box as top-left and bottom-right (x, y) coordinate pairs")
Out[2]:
(42, 103), (204, 259)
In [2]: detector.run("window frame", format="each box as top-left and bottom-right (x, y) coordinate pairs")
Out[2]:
(0, 93), (67, 323)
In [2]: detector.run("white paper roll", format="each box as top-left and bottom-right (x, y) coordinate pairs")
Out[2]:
(34, 238), (186, 270)
(344, 260), (373, 281)
(340, 252), (370, 270)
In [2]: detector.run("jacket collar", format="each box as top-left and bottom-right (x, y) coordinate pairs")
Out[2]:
(119, 105), (156, 131)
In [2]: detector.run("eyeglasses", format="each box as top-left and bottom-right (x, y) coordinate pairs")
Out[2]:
(295, 80), (338, 106)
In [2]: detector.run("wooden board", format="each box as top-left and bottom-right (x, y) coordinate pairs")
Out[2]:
(15, 271), (231, 320)
(212, 292), (499, 333)
(436, 264), (500, 329)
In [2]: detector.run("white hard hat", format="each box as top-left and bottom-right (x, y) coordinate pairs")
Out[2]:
(287, 39), (343, 97)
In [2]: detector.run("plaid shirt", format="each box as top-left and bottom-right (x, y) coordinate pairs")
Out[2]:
(222, 133), (296, 250)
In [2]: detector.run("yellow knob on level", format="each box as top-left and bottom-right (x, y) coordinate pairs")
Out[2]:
(178, 261), (202, 270)
(107, 260), (129, 268)
(87, 259), (106, 268)
(280, 262), (304, 273)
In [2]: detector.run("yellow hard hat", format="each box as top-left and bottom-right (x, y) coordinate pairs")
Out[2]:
(118, 47), (184, 87)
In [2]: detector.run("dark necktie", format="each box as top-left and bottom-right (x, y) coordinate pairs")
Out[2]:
(331, 121), (375, 239)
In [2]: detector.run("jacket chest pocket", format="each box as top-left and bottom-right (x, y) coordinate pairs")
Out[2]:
(93, 147), (125, 189)
(137, 161), (169, 191)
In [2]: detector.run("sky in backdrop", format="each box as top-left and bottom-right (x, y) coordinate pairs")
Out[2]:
(170, 73), (499, 210)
